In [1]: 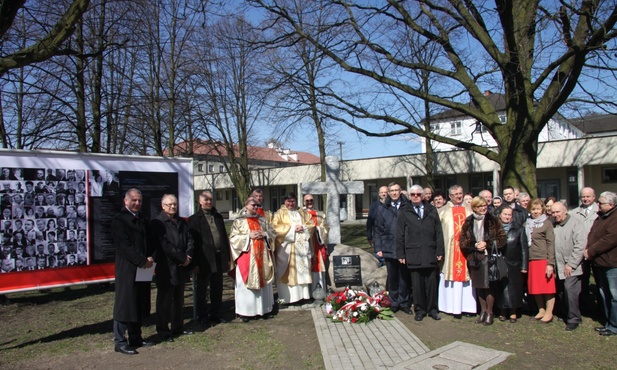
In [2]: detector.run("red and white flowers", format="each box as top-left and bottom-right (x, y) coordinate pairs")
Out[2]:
(324, 287), (393, 323)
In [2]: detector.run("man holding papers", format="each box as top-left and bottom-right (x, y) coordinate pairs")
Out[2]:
(111, 188), (155, 355)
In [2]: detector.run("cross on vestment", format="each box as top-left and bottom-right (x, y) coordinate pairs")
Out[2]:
(300, 156), (364, 245)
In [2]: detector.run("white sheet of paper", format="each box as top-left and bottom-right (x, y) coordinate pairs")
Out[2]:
(135, 262), (156, 282)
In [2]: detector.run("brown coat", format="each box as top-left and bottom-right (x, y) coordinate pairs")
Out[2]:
(459, 213), (507, 289)
(586, 207), (617, 268)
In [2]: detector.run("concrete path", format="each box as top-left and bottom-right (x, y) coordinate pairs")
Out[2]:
(284, 303), (512, 369)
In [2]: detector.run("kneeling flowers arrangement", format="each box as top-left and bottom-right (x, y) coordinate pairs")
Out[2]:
(324, 287), (393, 323)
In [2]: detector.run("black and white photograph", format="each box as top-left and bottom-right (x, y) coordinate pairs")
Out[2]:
(0, 166), (91, 271)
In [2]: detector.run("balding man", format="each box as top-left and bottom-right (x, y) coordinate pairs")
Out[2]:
(570, 187), (600, 316)
(479, 189), (493, 213)
(438, 185), (475, 317)
(552, 202), (587, 331)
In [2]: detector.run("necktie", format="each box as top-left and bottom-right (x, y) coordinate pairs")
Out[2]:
(584, 208), (589, 217)
(416, 205), (422, 219)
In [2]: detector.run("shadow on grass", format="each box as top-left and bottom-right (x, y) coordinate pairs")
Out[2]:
(6, 283), (116, 306)
(0, 318), (114, 351)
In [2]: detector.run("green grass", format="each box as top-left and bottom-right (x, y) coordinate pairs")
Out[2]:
(1, 223), (614, 369)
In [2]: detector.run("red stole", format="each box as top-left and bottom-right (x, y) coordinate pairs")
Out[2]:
(306, 209), (327, 272)
(237, 217), (266, 288)
(451, 206), (468, 282)
(256, 208), (265, 217)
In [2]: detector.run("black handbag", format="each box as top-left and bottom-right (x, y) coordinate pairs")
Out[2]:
(488, 241), (508, 281)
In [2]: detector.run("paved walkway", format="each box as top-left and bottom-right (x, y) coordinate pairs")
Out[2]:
(283, 303), (512, 369)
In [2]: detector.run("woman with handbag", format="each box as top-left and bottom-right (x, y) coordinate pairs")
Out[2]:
(460, 197), (507, 325)
(496, 207), (529, 323)
(526, 198), (557, 323)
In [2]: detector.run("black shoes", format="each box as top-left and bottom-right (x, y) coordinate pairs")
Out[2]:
(401, 307), (413, 315)
(414, 313), (425, 321)
(176, 330), (194, 336)
(391, 306), (399, 313)
(210, 316), (229, 324)
(565, 323), (579, 331)
(115, 345), (137, 355)
(162, 337), (174, 343)
(429, 312), (442, 321)
(596, 327), (617, 336)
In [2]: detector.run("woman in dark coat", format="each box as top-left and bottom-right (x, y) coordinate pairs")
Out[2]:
(460, 196), (507, 325)
(496, 206), (528, 322)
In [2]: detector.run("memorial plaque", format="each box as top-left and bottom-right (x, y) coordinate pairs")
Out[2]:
(333, 255), (362, 287)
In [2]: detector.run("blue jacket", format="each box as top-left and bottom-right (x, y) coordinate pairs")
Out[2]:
(373, 195), (407, 258)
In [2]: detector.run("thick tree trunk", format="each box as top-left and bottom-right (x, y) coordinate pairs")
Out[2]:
(499, 138), (538, 198)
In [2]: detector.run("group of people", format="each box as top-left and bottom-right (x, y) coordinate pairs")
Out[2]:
(368, 183), (617, 337)
(112, 188), (329, 355)
(1, 167), (89, 272)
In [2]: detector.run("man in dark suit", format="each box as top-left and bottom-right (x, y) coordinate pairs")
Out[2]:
(396, 185), (445, 321)
(188, 190), (231, 326)
(152, 194), (194, 342)
(102, 171), (120, 195)
(111, 188), (154, 355)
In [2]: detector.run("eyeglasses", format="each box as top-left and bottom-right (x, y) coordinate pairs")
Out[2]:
(248, 203), (258, 207)
(305, 199), (314, 203)
(409, 193), (422, 196)
(162, 203), (177, 207)
(598, 201), (610, 205)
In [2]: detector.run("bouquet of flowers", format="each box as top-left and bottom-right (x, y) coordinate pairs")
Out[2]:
(324, 287), (393, 323)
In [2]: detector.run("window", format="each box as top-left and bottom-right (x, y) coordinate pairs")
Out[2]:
(450, 121), (462, 136)
(197, 164), (203, 172)
(208, 164), (214, 173)
(537, 180), (560, 199)
(499, 115), (507, 124)
(602, 167), (617, 183)
(431, 123), (440, 131)
(219, 165), (224, 173)
(216, 190), (223, 201)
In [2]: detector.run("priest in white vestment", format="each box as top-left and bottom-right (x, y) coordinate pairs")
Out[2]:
(229, 196), (276, 321)
(272, 192), (315, 304)
(303, 193), (329, 295)
(438, 185), (477, 316)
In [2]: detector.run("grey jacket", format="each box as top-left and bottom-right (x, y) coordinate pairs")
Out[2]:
(553, 215), (587, 280)
(570, 203), (598, 236)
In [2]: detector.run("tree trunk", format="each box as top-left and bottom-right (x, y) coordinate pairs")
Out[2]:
(498, 137), (538, 198)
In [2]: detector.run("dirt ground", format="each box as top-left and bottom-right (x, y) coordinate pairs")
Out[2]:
(2, 276), (616, 369)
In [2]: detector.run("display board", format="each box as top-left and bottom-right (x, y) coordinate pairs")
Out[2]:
(0, 149), (193, 293)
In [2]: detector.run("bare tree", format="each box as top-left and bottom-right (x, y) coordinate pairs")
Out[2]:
(0, 0), (91, 76)
(250, 0), (617, 196)
(187, 15), (271, 202)
(261, 1), (342, 183)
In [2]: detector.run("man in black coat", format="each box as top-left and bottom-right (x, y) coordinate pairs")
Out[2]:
(112, 188), (154, 355)
(152, 194), (194, 342)
(501, 186), (528, 228)
(374, 182), (411, 314)
(188, 190), (231, 326)
(396, 185), (444, 321)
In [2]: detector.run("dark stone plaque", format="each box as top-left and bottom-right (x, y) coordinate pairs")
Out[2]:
(333, 255), (362, 287)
